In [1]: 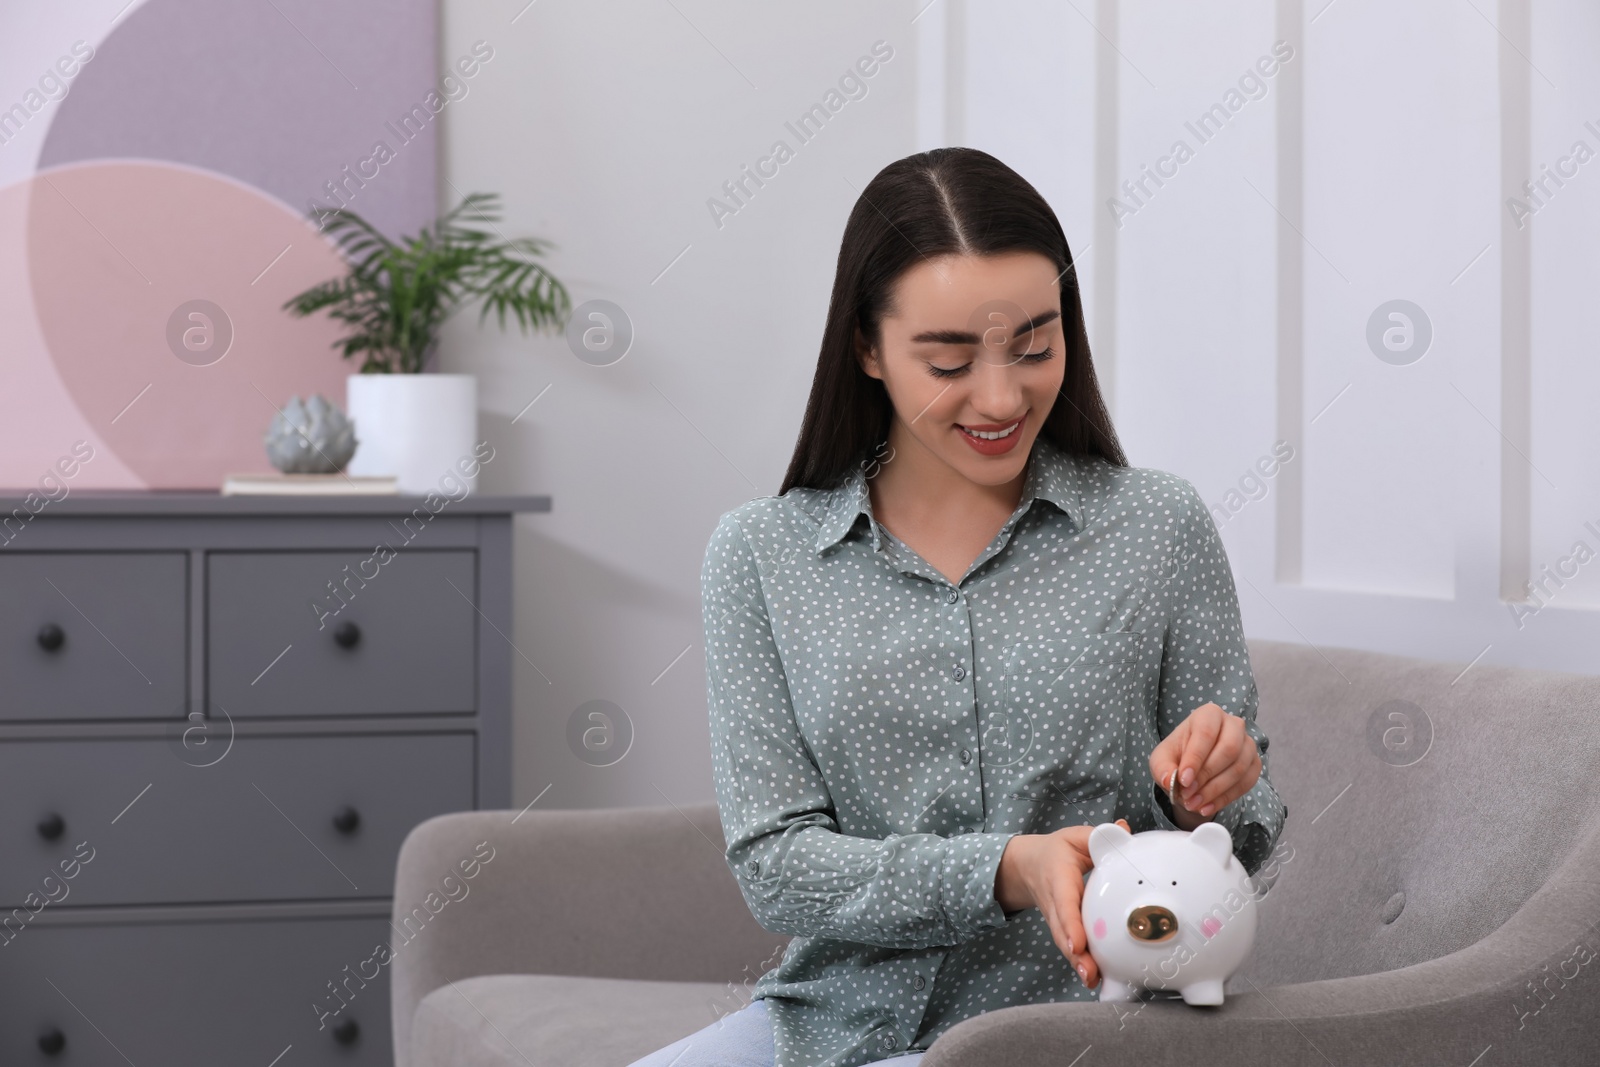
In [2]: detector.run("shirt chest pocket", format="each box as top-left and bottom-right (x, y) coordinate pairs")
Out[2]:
(991, 630), (1146, 832)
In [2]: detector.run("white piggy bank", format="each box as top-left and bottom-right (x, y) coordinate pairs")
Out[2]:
(1080, 822), (1258, 1006)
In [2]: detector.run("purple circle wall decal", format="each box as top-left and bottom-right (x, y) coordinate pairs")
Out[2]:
(35, 0), (439, 245)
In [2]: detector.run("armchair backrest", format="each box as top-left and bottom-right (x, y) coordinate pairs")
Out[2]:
(1240, 638), (1600, 987)
(390, 804), (787, 1067)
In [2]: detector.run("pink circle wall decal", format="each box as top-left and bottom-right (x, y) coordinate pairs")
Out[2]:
(26, 160), (355, 489)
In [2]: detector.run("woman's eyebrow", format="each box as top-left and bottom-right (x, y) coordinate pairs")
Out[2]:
(909, 307), (1062, 345)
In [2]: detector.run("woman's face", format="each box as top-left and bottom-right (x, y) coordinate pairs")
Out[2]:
(859, 250), (1067, 488)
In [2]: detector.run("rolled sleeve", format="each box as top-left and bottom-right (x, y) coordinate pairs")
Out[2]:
(703, 513), (1014, 949)
(1150, 481), (1289, 878)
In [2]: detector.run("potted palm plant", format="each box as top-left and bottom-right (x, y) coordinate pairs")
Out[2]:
(284, 192), (570, 492)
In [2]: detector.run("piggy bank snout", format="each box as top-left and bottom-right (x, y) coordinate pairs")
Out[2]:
(1126, 903), (1179, 943)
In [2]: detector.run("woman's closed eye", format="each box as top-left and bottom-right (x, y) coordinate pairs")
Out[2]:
(927, 345), (1056, 378)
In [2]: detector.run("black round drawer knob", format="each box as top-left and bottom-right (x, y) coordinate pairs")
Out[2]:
(332, 621), (361, 649)
(332, 806), (361, 834)
(37, 813), (65, 841)
(331, 1017), (359, 1044)
(38, 1027), (66, 1055)
(36, 624), (65, 652)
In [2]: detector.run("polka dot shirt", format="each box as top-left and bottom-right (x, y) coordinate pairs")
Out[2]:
(700, 434), (1288, 1067)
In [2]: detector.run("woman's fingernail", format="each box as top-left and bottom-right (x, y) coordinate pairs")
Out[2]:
(1077, 963), (1087, 980)
(1181, 768), (1194, 787)
(1200, 804), (1214, 816)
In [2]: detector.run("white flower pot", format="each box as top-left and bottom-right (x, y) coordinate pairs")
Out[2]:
(345, 373), (478, 494)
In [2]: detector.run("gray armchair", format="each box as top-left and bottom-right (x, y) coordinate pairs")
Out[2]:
(391, 638), (1600, 1065)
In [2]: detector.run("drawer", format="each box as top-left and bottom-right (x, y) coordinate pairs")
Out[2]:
(0, 915), (392, 1066)
(0, 733), (474, 907)
(208, 550), (477, 716)
(0, 553), (187, 720)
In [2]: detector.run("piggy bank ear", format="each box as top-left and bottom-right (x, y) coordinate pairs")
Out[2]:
(1088, 822), (1134, 866)
(1190, 822), (1233, 867)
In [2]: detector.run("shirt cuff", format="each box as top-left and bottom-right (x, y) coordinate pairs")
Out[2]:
(1211, 791), (1248, 834)
(1211, 783), (1286, 879)
(939, 830), (1017, 941)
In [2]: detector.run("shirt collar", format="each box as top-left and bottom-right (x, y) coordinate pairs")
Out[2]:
(809, 434), (1087, 555)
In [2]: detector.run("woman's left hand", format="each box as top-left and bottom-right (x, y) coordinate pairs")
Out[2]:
(1148, 702), (1261, 825)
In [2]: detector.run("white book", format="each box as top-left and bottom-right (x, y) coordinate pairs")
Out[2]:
(222, 473), (400, 496)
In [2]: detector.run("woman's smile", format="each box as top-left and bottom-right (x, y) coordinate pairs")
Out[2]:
(955, 415), (1026, 455)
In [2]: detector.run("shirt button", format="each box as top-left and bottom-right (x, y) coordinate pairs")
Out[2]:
(913, 975), (926, 991)
(952, 664), (966, 681)
(959, 748), (972, 764)
(880, 1032), (898, 1051)
(945, 588), (959, 603)
(745, 859), (759, 875)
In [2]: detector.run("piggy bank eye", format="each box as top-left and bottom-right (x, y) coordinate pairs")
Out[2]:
(1136, 879), (1142, 884)
(1171, 880), (1177, 885)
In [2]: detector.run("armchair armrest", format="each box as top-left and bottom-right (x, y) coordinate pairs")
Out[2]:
(390, 802), (787, 1067)
(922, 818), (1600, 1066)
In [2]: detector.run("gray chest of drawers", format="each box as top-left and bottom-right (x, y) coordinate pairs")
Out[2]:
(0, 490), (547, 1066)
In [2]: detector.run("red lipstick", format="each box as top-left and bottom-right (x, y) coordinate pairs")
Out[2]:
(955, 416), (1024, 456)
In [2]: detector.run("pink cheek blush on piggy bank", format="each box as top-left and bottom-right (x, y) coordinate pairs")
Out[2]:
(1080, 821), (1259, 1006)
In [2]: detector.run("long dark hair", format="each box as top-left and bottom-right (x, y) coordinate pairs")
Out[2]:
(779, 147), (1126, 494)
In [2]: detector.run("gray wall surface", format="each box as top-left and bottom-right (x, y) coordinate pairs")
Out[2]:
(439, 1), (923, 814)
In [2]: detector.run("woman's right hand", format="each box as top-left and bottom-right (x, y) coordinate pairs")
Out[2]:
(994, 819), (1130, 989)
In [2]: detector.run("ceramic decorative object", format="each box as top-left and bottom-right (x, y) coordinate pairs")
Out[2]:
(1081, 822), (1260, 1005)
(263, 394), (358, 474)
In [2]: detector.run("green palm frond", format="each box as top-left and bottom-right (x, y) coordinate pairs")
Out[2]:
(284, 192), (572, 374)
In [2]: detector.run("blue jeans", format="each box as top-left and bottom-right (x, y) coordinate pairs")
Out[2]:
(625, 998), (927, 1067)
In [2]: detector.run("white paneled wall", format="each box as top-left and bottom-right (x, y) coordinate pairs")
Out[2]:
(952, 0), (1598, 675)
(1299, 1), (1493, 604)
(1528, 0), (1600, 619)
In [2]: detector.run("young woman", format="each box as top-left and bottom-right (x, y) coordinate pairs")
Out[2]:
(630, 147), (1287, 1067)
